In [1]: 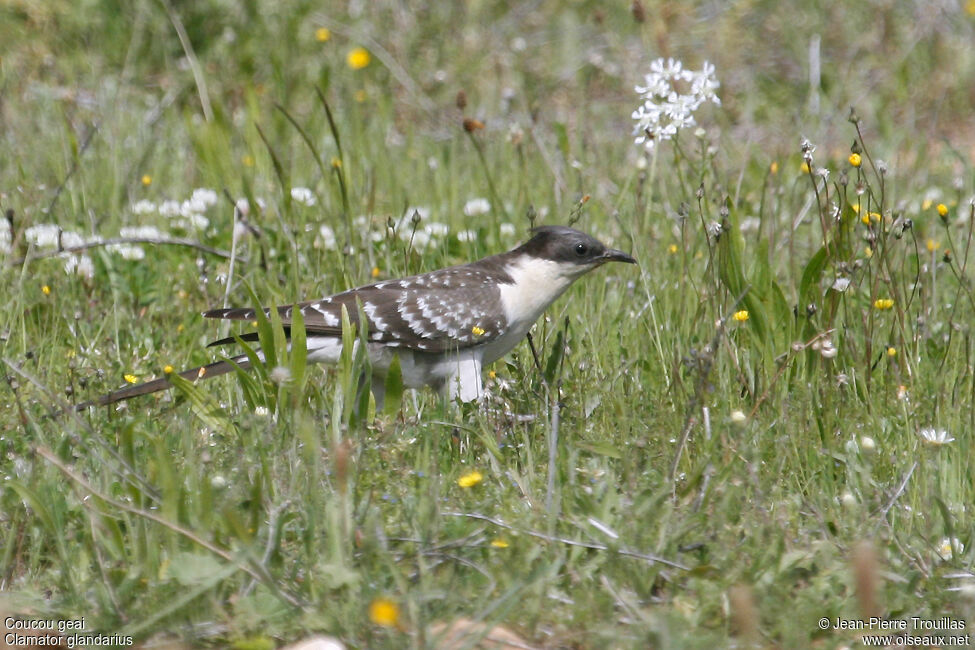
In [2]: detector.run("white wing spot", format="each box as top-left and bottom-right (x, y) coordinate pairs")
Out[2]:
(362, 301), (387, 332)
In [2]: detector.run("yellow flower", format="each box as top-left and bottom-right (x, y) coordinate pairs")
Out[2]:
(163, 365), (174, 374)
(457, 470), (483, 488)
(967, 0), (975, 15)
(368, 597), (400, 627)
(124, 374), (138, 384)
(41, 285), (51, 296)
(242, 154), (255, 167)
(490, 538), (510, 548)
(346, 47), (371, 70)
(315, 27), (331, 42)
(848, 153), (862, 167)
(865, 246), (873, 258)
(874, 298), (894, 310)
(732, 310), (749, 322)
(922, 199), (934, 211)
(937, 203), (949, 218)
(471, 325), (486, 337)
(331, 157), (342, 169)
(769, 161), (779, 175)
(800, 162), (810, 174)
(141, 174), (152, 186)
(371, 266), (380, 279)
(886, 346), (897, 357)
(870, 212), (881, 223)
(488, 370), (497, 379)
(668, 243), (679, 254)
(927, 239), (941, 252)
(851, 202), (860, 215)
(860, 213), (871, 225)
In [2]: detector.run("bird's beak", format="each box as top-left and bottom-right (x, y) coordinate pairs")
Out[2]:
(602, 248), (637, 265)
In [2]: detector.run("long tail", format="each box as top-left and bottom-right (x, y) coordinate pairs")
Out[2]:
(75, 356), (250, 411)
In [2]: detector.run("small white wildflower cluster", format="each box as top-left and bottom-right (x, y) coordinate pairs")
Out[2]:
(338, 202), (515, 252)
(24, 223), (94, 279)
(290, 186), (317, 207)
(113, 226), (166, 261)
(144, 187), (219, 231)
(918, 427), (954, 446)
(632, 58), (720, 151)
(937, 537), (964, 562)
(463, 197), (490, 217)
(17, 186), (224, 280)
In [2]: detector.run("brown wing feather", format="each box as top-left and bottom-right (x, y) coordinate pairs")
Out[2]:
(202, 261), (511, 353)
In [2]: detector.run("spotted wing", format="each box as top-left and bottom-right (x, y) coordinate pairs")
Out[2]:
(204, 263), (510, 353)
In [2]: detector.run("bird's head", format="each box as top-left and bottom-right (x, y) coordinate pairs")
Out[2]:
(517, 225), (637, 277)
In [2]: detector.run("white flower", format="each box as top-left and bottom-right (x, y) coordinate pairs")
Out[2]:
(463, 198), (491, 217)
(290, 187), (317, 207)
(318, 224), (337, 250)
(24, 224), (63, 248)
(918, 427), (954, 446)
(457, 229), (478, 243)
(63, 254), (95, 279)
(423, 222), (450, 237)
(820, 339), (838, 359)
(499, 222), (516, 237)
(190, 188), (218, 209)
(115, 245), (145, 261)
(404, 229), (431, 250)
(131, 199), (157, 215)
(120, 226), (164, 240)
(174, 214), (209, 231)
(159, 200), (182, 218)
(860, 436), (876, 453)
(234, 197), (266, 216)
(632, 58), (720, 151)
(269, 366), (292, 385)
(60, 231), (85, 249)
(937, 537), (964, 561)
(831, 277), (851, 292)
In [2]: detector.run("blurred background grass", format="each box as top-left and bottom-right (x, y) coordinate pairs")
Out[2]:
(2, 1), (975, 648)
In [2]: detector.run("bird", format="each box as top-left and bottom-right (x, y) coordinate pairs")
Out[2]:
(78, 225), (636, 411)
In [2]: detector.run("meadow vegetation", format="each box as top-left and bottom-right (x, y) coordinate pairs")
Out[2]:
(2, 1), (975, 647)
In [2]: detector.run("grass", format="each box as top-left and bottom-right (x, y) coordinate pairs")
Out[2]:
(2, 0), (975, 647)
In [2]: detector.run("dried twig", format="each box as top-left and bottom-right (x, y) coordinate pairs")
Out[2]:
(442, 511), (688, 570)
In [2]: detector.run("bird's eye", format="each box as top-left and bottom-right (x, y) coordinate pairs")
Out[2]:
(574, 242), (588, 256)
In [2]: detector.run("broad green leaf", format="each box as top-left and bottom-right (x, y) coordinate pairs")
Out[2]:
(383, 353), (404, 416)
(169, 373), (235, 434)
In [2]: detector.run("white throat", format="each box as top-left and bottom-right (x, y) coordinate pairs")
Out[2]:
(483, 256), (589, 364)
